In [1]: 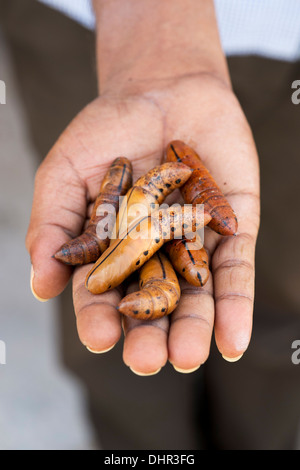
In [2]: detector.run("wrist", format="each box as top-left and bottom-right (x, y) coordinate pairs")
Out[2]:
(92, 0), (230, 94)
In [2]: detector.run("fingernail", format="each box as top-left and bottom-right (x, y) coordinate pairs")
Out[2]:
(30, 265), (49, 302)
(130, 367), (161, 377)
(173, 364), (201, 374)
(222, 354), (243, 362)
(86, 343), (116, 354)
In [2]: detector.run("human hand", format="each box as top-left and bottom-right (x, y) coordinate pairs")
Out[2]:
(26, 72), (260, 375)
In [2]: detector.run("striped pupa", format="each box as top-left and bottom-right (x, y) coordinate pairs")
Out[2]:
(166, 140), (238, 236)
(118, 252), (181, 320)
(85, 205), (211, 295)
(54, 157), (133, 265)
(112, 162), (193, 240)
(164, 238), (210, 287)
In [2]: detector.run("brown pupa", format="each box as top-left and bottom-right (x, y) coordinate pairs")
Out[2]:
(112, 162), (193, 240)
(85, 205), (211, 295)
(164, 238), (210, 287)
(166, 140), (238, 236)
(54, 157), (133, 265)
(118, 252), (181, 320)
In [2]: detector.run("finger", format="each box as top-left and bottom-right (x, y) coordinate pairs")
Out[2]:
(26, 152), (87, 300)
(73, 264), (123, 353)
(168, 275), (214, 372)
(122, 282), (169, 376)
(212, 193), (259, 361)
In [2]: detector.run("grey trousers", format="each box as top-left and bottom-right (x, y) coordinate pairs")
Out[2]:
(1, 0), (299, 450)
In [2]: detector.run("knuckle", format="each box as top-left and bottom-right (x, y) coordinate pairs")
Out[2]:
(171, 313), (212, 331)
(213, 258), (254, 276)
(215, 291), (254, 304)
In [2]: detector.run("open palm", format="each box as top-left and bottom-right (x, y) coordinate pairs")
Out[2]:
(26, 74), (260, 375)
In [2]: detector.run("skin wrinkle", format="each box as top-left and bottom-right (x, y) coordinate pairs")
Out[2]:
(171, 313), (212, 330)
(62, 97), (125, 191)
(216, 232), (257, 251)
(224, 189), (260, 201)
(213, 258), (254, 276)
(215, 291), (254, 304)
(180, 287), (213, 298)
(78, 99), (164, 190)
(127, 151), (161, 168)
(70, 124), (106, 172)
(140, 94), (167, 160)
(74, 280), (125, 300)
(38, 221), (78, 240)
(124, 320), (169, 336)
(59, 205), (86, 223)
(61, 153), (88, 194)
(141, 76), (233, 158)
(75, 300), (120, 319)
(35, 157), (87, 214)
(102, 70), (232, 97)
(84, 166), (116, 201)
(98, 96), (165, 171)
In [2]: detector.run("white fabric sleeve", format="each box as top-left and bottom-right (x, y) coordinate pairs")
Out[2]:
(38, 0), (300, 61)
(39, 0), (95, 30)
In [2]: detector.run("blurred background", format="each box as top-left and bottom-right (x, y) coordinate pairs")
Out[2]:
(0, 0), (299, 451)
(0, 31), (97, 450)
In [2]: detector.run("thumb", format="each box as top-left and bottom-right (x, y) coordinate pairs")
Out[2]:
(26, 152), (87, 301)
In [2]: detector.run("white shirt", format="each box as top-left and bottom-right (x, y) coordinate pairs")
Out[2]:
(39, 0), (300, 61)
